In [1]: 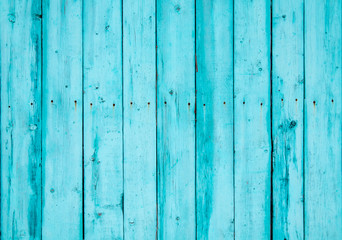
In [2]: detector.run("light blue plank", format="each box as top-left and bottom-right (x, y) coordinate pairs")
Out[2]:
(0, 0), (42, 238)
(234, 0), (271, 238)
(42, 0), (83, 238)
(196, 0), (234, 239)
(272, 0), (304, 239)
(157, 0), (196, 238)
(304, 0), (342, 238)
(123, 0), (157, 238)
(83, 0), (123, 238)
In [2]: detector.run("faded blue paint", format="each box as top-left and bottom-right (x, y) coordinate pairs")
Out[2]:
(0, 0), (341, 239)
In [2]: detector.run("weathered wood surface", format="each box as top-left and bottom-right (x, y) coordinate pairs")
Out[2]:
(196, 0), (234, 239)
(83, 0), (123, 238)
(304, 0), (342, 239)
(272, 0), (304, 239)
(42, 0), (83, 238)
(234, 0), (271, 239)
(123, 0), (157, 238)
(1, 0), (42, 239)
(0, 0), (341, 239)
(156, 0), (196, 239)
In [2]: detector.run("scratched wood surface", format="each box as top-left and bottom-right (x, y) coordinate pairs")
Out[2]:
(0, 0), (341, 239)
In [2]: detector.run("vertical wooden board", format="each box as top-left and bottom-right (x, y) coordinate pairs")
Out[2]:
(0, 1), (42, 238)
(83, 0), (123, 238)
(42, 0), (82, 238)
(272, 0), (304, 239)
(196, 0), (234, 239)
(123, 0), (156, 238)
(304, 0), (342, 238)
(157, 0), (195, 238)
(234, 0), (271, 239)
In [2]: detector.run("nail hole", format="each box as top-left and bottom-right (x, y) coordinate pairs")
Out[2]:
(243, 101), (245, 104)
(164, 101), (167, 104)
(8, 106), (10, 108)
(113, 103), (115, 107)
(295, 99), (298, 101)
(74, 100), (77, 103)
(281, 99), (283, 102)
(331, 99), (334, 103)
(261, 103), (263, 106)
(148, 102), (150, 105)
(130, 102), (133, 105)
(188, 102), (190, 106)
(30, 102), (33, 105)
(90, 103), (93, 106)
(203, 104), (205, 106)
(223, 102), (226, 104)
(313, 101), (316, 104)
(51, 100), (53, 103)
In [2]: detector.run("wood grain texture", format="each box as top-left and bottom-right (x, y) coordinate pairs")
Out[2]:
(83, 0), (123, 238)
(234, 0), (271, 239)
(123, 0), (157, 239)
(1, 0), (342, 238)
(304, 0), (342, 239)
(0, 0), (42, 238)
(157, 0), (196, 238)
(196, 0), (234, 239)
(272, 0), (304, 239)
(42, 0), (83, 238)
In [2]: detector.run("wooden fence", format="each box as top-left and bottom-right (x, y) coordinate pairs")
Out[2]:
(1, 0), (341, 239)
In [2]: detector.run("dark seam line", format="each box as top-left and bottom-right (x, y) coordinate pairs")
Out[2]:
(194, 0), (197, 239)
(41, 0), (44, 239)
(121, 0), (125, 239)
(232, 0), (235, 239)
(155, 0), (158, 239)
(81, 0), (85, 238)
(302, 0), (306, 238)
(270, 0), (274, 239)
(0, 20), (1, 236)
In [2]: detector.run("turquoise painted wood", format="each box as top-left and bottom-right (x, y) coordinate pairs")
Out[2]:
(123, 0), (157, 238)
(272, 0), (304, 239)
(305, 0), (342, 239)
(196, 0), (234, 239)
(83, 0), (123, 238)
(42, 0), (83, 238)
(156, 0), (196, 239)
(1, 0), (341, 239)
(0, 0), (42, 238)
(234, 0), (271, 239)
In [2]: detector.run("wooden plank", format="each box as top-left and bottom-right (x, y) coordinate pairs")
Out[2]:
(42, 0), (83, 238)
(157, 0), (195, 238)
(83, 0), (123, 238)
(0, 0), (42, 238)
(195, 0), (234, 239)
(304, 0), (342, 238)
(123, 0), (157, 238)
(272, 0), (304, 239)
(234, 0), (271, 238)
